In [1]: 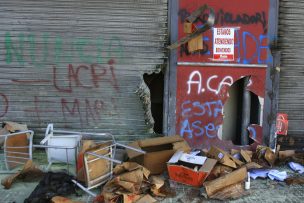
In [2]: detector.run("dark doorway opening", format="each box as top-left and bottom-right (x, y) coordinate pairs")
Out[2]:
(143, 72), (164, 134)
(222, 77), (260, 145)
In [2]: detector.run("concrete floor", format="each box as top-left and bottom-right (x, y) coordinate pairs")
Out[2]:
(0, 151), (303, 203)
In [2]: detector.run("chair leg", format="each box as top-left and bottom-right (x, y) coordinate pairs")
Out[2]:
(46, 162), (52, 171)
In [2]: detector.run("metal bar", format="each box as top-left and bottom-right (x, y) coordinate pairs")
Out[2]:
(33, 144), (77, 149)
(167, 0), (179, 136)
(5, 156), (30, 160)
(4, 151), (29, 155)
(5, 146), (29, 149)
(71, 180), (97, 197)
(177, 62), (268, 68)
(86, 152), (122, 164)
(115, 143), (146, 154)
(241, 77), (251, 145)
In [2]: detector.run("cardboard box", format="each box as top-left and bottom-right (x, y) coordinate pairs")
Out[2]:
(126, 135), (191, 174)
(167, 151), (217, 187)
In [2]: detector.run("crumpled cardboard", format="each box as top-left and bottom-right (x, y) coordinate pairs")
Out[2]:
(240, 150), (252, 163)
(126, 135), (191, 174)
(256, 145), (276, 166)
(101, 162), (164, 203)
(207, 164), (233, 181)
(1, 160), (44, 189)
(3, 121), (28, 133)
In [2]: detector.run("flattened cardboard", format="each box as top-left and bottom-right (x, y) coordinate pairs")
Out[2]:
(208, 146), (237, 168)
(126, 136), (191, 174)
(203, 167), (247, 197)
(167, 151), (217, 187)
(188, 34), (203, 53)
(240, 150), (252, 163)
(184, 22), (194, 34)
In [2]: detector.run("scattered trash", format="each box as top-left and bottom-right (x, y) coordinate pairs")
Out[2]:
(167, 150), (217, 187)
(288, 162), (304, 174)
(24, 171), (78, 203)
(256, 145), (276, 167)
(207, 182), (249, 200)
(1, 160), (44, 189)
(206, 164), (233, 181)
(249, 169), (288, 181)
(101, 162), (165, 203)
(202, 167), (247, 198)
(249, 169), (270, 179)
(2, 121), (28, 133)
(207, 146), (239, 168)
(268, 170), (288, 181)
(126, 135), (191, 174)
(245, 172), (251, 190)
(285, 176), (304, 185)
(1, 123), (301, 202)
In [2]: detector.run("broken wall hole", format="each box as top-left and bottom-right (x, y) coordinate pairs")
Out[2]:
(222, 76), (260, 145)
(143, 72), (164, 134)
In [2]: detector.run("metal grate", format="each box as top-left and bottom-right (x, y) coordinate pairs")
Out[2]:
(0, 0), (168, 142)
(278, 0), (304, 148)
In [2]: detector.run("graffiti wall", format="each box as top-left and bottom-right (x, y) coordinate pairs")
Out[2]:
(0, 0), (168, 140)
(176, 0), (272, 148)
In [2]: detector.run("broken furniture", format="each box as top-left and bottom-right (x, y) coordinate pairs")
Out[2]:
(73, 139), (146, 197)
(33, 123), (82, 172)
(0, 130), (34, 172)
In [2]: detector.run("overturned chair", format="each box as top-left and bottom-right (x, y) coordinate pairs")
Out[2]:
(72, 136), (146, 197)
(0, 130), (34, 172)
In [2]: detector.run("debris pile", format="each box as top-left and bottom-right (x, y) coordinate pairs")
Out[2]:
(0, 123), (303, 202)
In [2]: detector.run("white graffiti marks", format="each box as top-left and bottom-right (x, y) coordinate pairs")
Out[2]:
(186, 71), (234, 95)
(187, 71), (202, 94)
(207, 75), (234, 95)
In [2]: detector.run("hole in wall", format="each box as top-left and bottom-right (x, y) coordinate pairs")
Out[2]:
(143, 72), (164, 134)
(222, 77), (260, 145)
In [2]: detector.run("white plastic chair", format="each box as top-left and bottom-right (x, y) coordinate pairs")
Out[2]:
(34, 124), (82, 171)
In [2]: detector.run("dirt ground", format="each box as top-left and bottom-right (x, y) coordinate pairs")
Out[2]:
(0, 152), (303, 203)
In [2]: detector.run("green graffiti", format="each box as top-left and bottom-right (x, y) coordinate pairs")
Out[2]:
(54, 36), (63, 64)
(42, 33), (50, 64)
(96, 37), (104, 64)
(5, 32), (25, 65)
(75, 38), (94, 64)
(4, 32), (125, 66)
